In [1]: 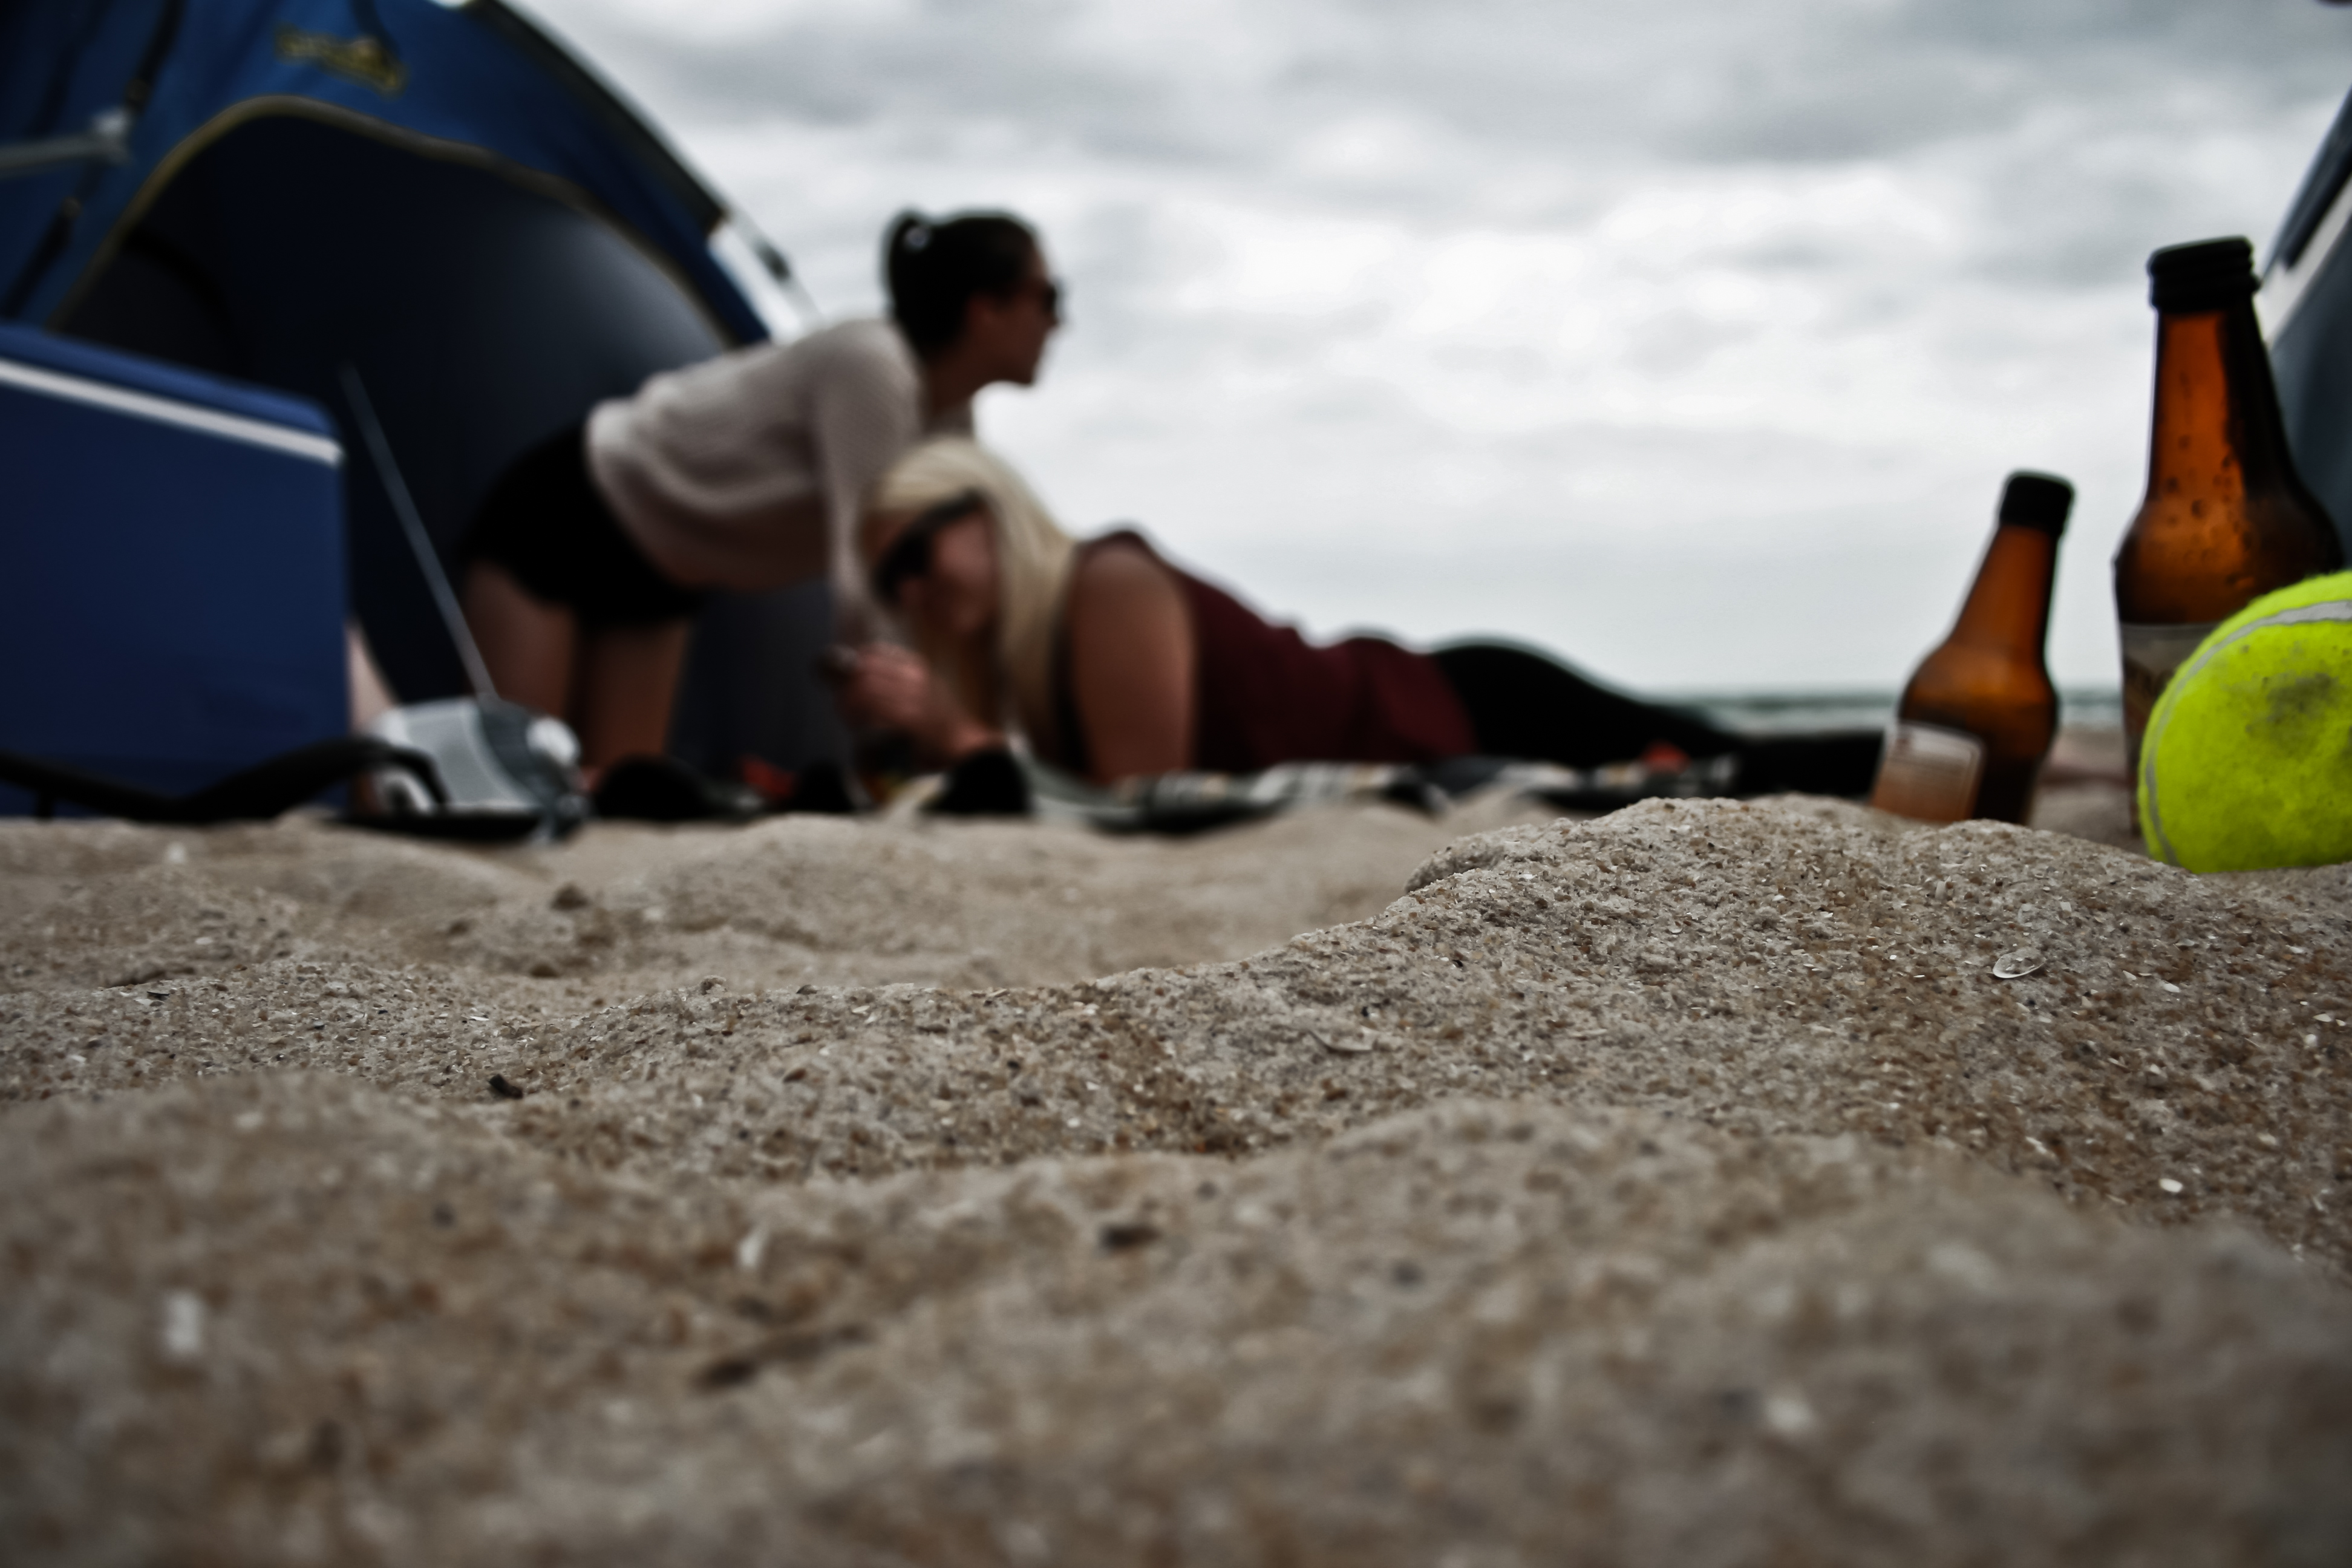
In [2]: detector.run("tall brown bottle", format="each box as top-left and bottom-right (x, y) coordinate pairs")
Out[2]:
(2115, 237), (2342, 776)
(1870, 472), (2072, 825)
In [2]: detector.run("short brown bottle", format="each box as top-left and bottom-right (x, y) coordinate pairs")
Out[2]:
(1870, 472), (2073, 825)
(2115, 237), (2342, 776)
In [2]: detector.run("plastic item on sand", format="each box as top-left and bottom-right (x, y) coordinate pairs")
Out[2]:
(364, 698), (587, 841)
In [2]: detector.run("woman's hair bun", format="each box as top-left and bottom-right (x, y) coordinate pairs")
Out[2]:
(888, 210), (933, 254)
(883, 209), (1042, 359)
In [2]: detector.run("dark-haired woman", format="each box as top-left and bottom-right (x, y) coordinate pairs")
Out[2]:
(458, 210), (1060, 772)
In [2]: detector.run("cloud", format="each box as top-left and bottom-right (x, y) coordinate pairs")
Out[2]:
(528, 0), (2351, 691)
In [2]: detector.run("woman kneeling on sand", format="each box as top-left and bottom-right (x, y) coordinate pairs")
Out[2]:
(838, 439), (1880, 792)
(457, 211), (1062, 776)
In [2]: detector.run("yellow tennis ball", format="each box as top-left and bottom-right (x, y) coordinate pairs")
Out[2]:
(2138, 569), (2352, 872)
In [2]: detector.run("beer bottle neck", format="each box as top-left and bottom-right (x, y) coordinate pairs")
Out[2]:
(2146, 299), (2295, 496)
(1949, 523), (2055, 659)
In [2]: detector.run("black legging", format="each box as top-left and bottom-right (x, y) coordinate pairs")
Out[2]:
(1428, 642), (1883, 797)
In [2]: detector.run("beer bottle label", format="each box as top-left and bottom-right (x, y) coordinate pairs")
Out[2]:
(1870, 720), (1985, 823)
(2118, 619), (2220, 769)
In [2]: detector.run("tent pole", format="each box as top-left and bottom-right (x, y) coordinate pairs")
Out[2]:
(337, 363), (500, 704)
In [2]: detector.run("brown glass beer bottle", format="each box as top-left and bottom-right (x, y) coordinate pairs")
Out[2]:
(1870, 472), (2073, 825)
(2115, 237), (2342, 775)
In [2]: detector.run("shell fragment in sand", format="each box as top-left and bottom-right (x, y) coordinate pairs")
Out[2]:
(1991, 947), (2045, 980)
(1316, 1028), (1374, 1056)
(160, 1290), (205, 1362)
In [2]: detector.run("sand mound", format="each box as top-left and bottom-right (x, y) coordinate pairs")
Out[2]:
(4, 786), (2350, 1564)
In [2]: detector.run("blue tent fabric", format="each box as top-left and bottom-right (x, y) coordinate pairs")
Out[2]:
(63, 111), (739, 702)
(1, 0), (842, 774)
(1, 0), (759, 341)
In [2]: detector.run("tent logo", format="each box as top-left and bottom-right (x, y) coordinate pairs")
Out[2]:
(274, 26), (407, 98)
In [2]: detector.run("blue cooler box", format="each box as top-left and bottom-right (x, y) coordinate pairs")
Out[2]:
(0, 324), (348, 815)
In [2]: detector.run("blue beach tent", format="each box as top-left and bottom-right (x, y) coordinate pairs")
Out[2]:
(1, 0), (837, 786)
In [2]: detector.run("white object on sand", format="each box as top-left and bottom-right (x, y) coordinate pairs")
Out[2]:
(1993, 947), (2045, 979)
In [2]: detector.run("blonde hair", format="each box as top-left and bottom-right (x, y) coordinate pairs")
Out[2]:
(864, 438), (1077, 755)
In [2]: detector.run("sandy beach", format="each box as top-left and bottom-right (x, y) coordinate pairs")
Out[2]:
(4, 748), (2348, 1564)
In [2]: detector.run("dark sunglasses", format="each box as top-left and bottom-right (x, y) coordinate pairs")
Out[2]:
(1014, 275), (1063, 320)
(871, 489), (987, 606)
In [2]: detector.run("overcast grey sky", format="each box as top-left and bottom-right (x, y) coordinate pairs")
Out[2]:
(535, 0), (2348, 696)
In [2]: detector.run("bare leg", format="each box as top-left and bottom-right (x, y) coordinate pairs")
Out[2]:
(462, 561), (577, 717)
(573, 618), (694, 769)
(345, 621), (398, 730)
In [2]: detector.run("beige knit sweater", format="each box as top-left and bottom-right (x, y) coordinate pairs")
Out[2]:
(584, 319), (972, 618)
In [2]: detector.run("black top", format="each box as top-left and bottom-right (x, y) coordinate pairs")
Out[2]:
(1996, 471), (2074, 537)
(2149, 237), (2256, 313)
